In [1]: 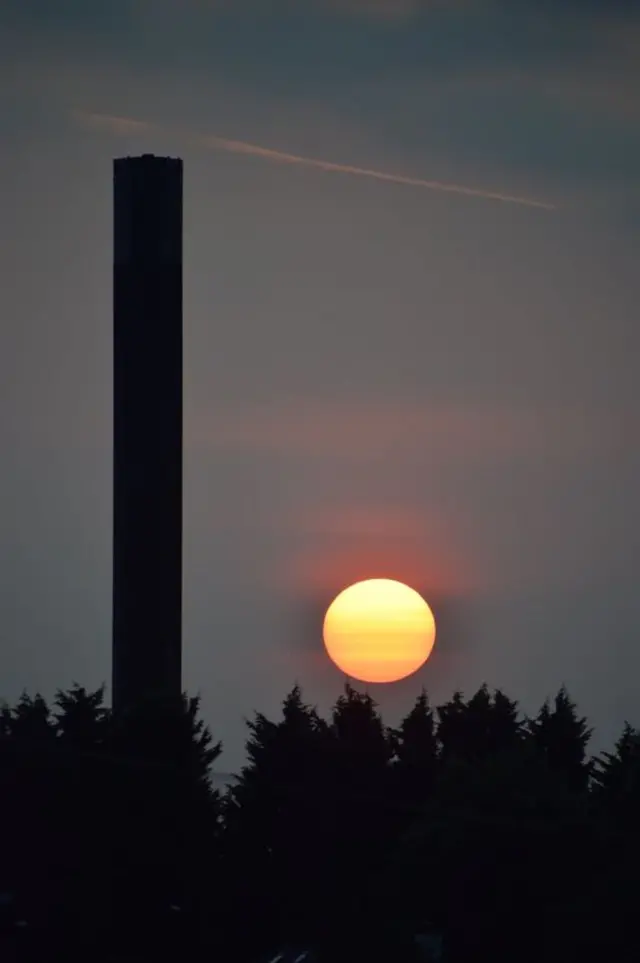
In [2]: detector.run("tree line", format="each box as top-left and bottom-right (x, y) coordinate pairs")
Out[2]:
(1, 680), (639, 962)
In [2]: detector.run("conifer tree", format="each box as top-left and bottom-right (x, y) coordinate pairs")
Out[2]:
(0, 693), (57, 945)
(590, 724), (640, 961)
(105, 693), (222, 957)
(488, 688), (523, 754)
(331, 683), (393, 779)
(7, 691), (55, 744)
(223, 686), (329, 954)
(527, 686), (592, 792)
(324, 684), (395, 947)
(229, 684), (328, 826)
(436, 685), (522, 766)
(434, 689), (467, 765)
(53, 683), (109, 751)
(593, 721), (640, 804)
(0, 702), (12, 738)
(393, 689), (438, 808)
(39, 686), (111, 952)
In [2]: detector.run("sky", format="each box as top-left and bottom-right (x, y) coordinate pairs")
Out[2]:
(1, 0), (639, 770)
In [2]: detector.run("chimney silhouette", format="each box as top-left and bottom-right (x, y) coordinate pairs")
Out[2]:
(112, 155), (183, 715)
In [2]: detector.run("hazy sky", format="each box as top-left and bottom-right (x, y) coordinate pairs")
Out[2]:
(1, 0), (639, 769)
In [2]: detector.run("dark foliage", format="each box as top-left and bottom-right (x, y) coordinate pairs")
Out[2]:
(0, 686), (221, 962)
(391, 689), (438, 814)
(526, 685), (593, 792)
(222, 685), (332, 955)
(1, 677), (639, 963)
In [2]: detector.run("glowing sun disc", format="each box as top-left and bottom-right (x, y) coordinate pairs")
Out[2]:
(323, 578), (436, 683)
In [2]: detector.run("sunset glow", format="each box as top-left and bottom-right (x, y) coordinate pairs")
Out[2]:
(323, 579), (436, 683)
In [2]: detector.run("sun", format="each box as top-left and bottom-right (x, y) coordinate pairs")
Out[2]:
(322, 578), (436, 684)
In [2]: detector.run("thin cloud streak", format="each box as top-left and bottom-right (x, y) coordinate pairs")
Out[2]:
(72, 109), (556, 210)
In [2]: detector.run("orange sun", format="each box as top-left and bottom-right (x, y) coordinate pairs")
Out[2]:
(322, 578), (436, 683)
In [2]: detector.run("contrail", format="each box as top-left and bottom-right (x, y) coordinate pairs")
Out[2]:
(73, 109), (555, 211)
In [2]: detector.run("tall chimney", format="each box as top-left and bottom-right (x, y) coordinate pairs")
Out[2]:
(112, 155), (183, 715)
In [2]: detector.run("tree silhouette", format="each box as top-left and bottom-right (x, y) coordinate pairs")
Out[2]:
(433, 689), (466, 765)
(0, 686), (224, 960)
(41, 685), (112, 955)
(0, 702), (10, 738)
(527, 685), (592, 792)
(392, 689), (438, 813)
(589, 723), (640, 961)
(593, 721), (640, 801)
(331, 683), (392, 777)
(103, 693), (222, 958)
(3, 674), (640, 962)
(322, 685), (395, 951)
(397, 733), (601, 963)
(53, 682), (109, 750)
(6, 691), (55, 744)
(223, 685), (331, 956)
(0, 691), (60, 946)
(436, 685), (522, 768)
